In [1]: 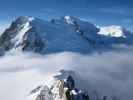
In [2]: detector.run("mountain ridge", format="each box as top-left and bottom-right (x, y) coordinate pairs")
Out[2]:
(0, 16), (133, 55)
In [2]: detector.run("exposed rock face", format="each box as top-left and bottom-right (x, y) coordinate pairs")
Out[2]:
(0, 16), (31, 50)
(30, 75), (89, 100)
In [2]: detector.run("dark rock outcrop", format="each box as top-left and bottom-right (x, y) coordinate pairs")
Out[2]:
(0, 16), (30, 50)
(30, 75), (89, 100)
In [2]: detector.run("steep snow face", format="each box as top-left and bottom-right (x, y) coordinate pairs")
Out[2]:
(12, 20), (31, 48)
(28, 17), (99, 54)
(11, 17), (35, 50)
(0, 16), (34, 50)
(98, 25), (127, 38)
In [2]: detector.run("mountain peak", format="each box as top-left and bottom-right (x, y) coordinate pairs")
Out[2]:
(98, 25), (130, 38)
(29, 70), (90, 100)
(13, 16), (35, 25)
(63, 15), (78, 25)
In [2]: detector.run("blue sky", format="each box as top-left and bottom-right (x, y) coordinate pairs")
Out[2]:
(0, 0), (133, 31)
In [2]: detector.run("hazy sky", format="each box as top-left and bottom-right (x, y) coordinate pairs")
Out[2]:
(0, 0), (133, 31)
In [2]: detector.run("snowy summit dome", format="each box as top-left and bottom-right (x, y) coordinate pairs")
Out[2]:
(98, 25), (127, 38)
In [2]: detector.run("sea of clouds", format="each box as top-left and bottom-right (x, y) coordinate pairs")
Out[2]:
(0, 51), (133, 100)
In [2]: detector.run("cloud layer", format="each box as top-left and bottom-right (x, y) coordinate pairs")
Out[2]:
(0, 51), (133, 100)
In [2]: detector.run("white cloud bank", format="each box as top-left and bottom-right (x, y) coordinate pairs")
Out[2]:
(0, 51), (133, 100)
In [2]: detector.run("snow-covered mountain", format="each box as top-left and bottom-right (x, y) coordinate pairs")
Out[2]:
(0, 16), (133, 100)
(0, 16), (133, 55)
